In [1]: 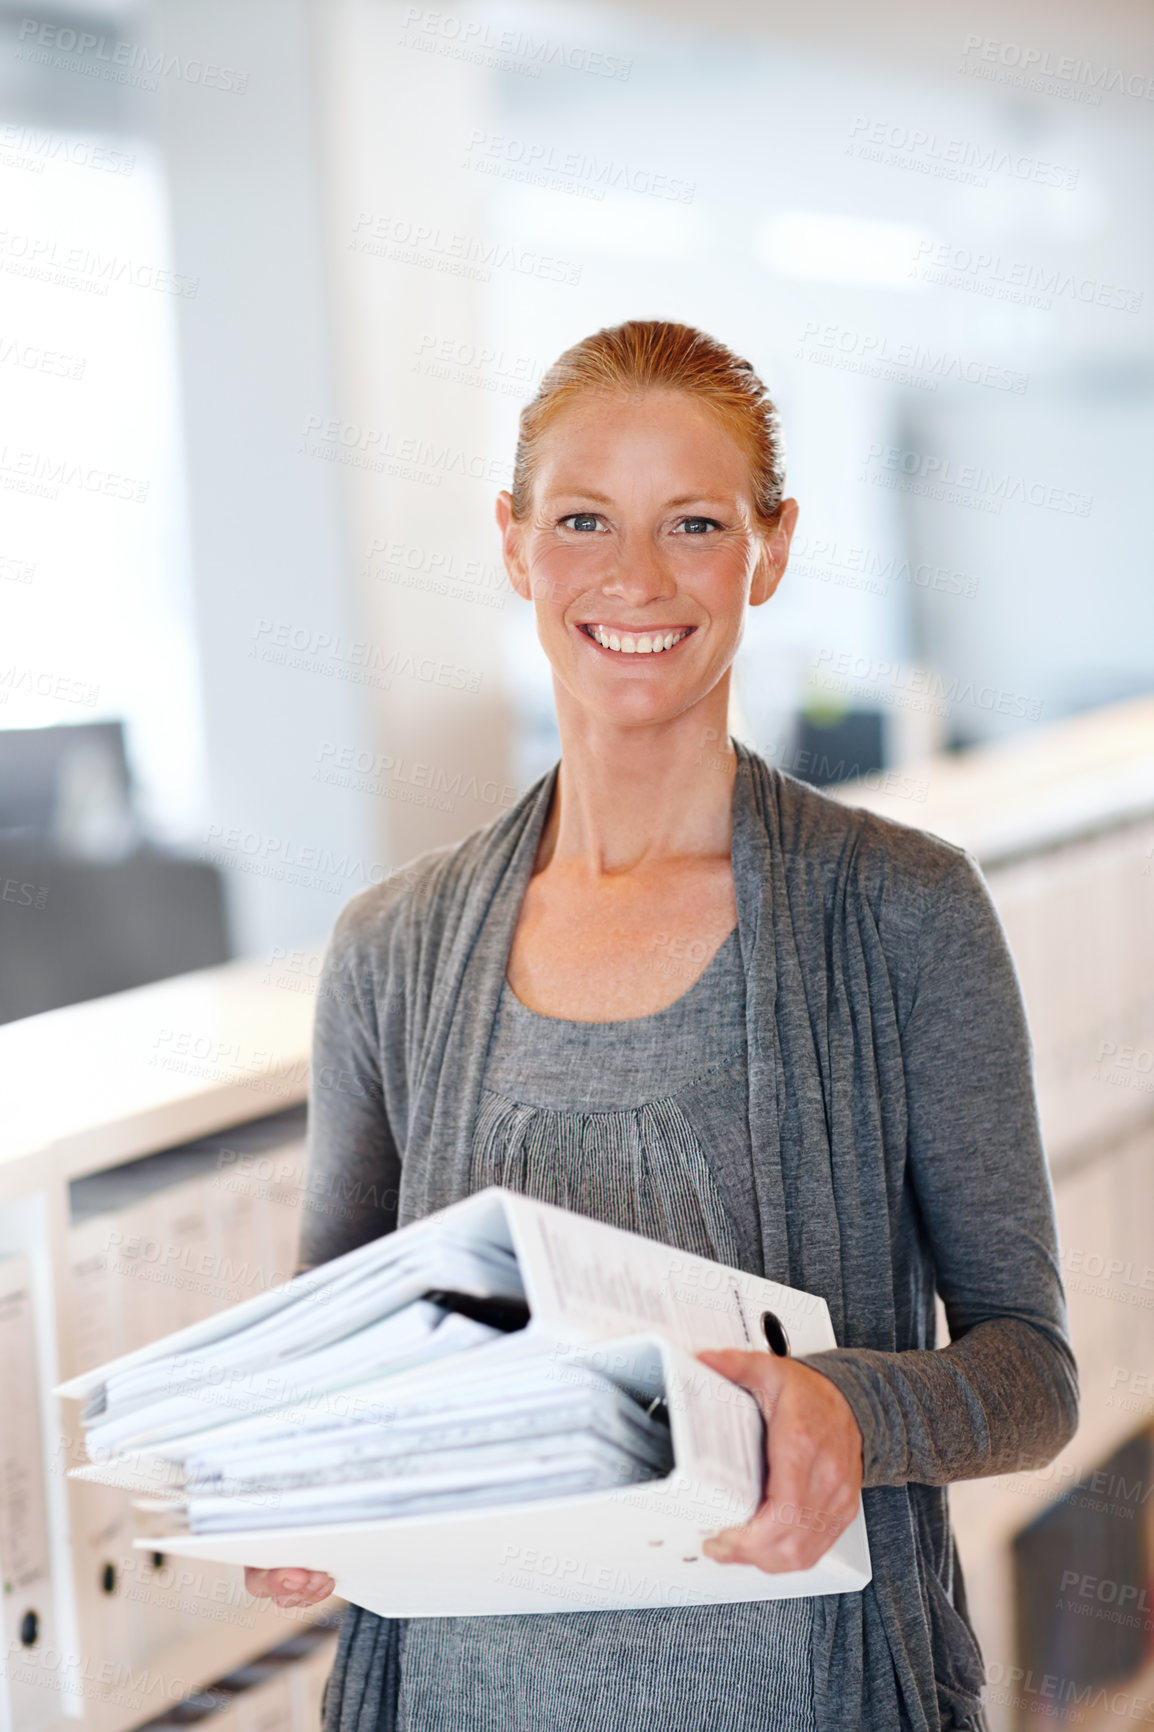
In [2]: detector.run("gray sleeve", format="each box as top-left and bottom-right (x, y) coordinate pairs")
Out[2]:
(295, 896), (402, 1273)
(800, 851), (1080, 1488)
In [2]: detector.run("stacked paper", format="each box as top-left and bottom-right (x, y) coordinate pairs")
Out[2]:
(57, 1189), (872, 1616)
(67, 1211), (673, 1537)
(141, 1361), (673, 1533)
(80, 1232), (523, 1452)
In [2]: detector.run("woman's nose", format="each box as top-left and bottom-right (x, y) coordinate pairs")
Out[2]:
(600, 537), (677, 602)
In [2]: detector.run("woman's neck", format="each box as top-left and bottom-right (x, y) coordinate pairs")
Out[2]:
(538, 691), (738, 875)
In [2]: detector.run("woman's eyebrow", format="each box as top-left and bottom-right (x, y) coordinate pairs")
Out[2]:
(544, 491), (734, 508)
(544, 489), (615, 504)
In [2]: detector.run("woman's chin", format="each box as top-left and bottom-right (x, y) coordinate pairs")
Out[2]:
(565, 685), (708, 731)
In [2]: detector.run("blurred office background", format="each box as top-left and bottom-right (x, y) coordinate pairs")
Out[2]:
(1, 3), (1153, 1729)
(2, 0), (1152, 998)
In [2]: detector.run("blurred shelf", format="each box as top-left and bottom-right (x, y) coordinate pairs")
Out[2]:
(84, 1599), (341, 1732)
(828, 695), (1154, 867)
(0, 960), (315, 1196)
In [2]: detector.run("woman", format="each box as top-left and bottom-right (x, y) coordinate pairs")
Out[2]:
(246, 321), (1078, 1731)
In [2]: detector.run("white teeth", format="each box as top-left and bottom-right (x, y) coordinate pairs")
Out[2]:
(588, 625), (688, 655)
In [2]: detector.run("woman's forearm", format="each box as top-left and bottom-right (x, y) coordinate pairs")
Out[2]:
(801, 1316), (1079, 1489)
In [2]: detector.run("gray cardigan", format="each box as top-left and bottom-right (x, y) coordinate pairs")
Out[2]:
(302, 741), (1079, 1732)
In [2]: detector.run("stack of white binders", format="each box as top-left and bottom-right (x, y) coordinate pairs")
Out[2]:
(56, 1189), (872, 1616)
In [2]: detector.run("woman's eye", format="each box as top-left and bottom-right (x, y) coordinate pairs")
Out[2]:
(560, 513), (604, 533)
(672, 517), (722, 535)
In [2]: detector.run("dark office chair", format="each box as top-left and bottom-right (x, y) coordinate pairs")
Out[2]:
(0, 721), (231, 1025)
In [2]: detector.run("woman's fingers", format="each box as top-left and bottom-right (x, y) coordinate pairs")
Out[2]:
(696, 1347), (789, 1418)
(244, 1565), (336, 1607)
(696, 1348), (863, 1575)
(704, 1460), (858, 1572)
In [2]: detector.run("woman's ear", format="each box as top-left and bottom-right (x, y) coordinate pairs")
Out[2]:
(496, 491), (531, 602)
(750, 497), (799, 608)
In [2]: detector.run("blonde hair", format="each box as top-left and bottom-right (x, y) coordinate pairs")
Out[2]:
(510, 320), (786, 527)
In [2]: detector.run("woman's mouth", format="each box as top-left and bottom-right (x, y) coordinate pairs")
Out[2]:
(578, 623), (694, 656)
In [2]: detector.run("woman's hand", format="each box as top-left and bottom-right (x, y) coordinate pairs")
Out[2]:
(696, 1349), (864, 1574)
(244, 1566), (335, 1608)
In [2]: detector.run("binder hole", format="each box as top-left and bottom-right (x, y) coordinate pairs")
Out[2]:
(760, 1311), (790, 1357)
(19, 1610), (39, 1647)
(101, 1563), (117, 1595)
(151, 1552), (166, 1570)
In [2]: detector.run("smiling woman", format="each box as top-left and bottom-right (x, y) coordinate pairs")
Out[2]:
(493, 331), (797, 1022)
(499, 387), (791, 702)
(248, 321), (1078, 1732)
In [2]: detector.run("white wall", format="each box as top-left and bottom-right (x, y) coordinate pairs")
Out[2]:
(147, 0), (382, 954)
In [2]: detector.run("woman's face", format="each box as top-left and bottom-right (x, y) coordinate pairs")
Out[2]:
(497, 389), (796, 733)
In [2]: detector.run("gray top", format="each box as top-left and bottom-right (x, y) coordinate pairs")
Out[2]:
(308, 743), (1079, 1732)
(393, 925), (815, 1731)
(474, 924), (762, 1275)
